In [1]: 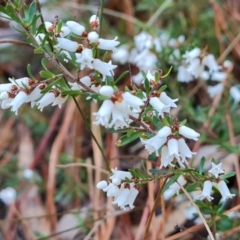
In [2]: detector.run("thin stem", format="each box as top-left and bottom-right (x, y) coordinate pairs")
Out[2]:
(0, 39), (34, 48)
(179, 184), (215, 240)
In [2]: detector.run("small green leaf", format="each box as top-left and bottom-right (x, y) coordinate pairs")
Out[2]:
(185, 182), (200, 192)
(198, 157), (205, 175)
(115, 70), (129, 84)
(141, 70), (150, 95)
(117, 131), (142, 147)
(162, 174), (180, 193)
(39, 70), (55, 79)
(154, 71), (159, 82)
(41, 58), (48, 70)
(162, 117), (170, 126)
(61, 90), (82, 97)
(97, 95), (109, 101)
(28, 1), (36, 22)
(219, 172), (236, 180)
(133, 169), (147, 179)
(56, 20), (63, 35)
(34, 47), (44, 54)
(158, 85), (167, 92)
(179, 119), (187, 126)
(149, 169), (169, 175)
(27, 64), (37, 81)
(148, 151), (157, 161)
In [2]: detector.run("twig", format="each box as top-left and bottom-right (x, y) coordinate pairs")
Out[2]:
(178, 184), (215, 240)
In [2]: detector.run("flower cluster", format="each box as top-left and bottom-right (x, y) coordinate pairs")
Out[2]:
(0, 187), (16, 205)
(198, 162), (235, 202)
(97, 168), (139, 210)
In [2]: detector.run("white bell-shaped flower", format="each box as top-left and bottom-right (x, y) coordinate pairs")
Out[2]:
(183, 48), (201, 63)
(157, 126), (172, 138)
(110, 168), (132, 181)
(104, 183), (120, 197)
(9, 91), (28, 115)
(177, 66), (194, 82)
(93, 99), (114, 127)
(88, 31), (99, 43)
(160, 145), (175, 168)
(122, 183), (139, 209)
(211, 71), (226, 82)
(179, 125), (200, 141)
(96, 180), (108, 189)
(0, 187), (16, 205)
(217, 180), (235, 202)
(187, 58), (202, 78)
(207, 83), (224, 98)
(202, 54), (220, 73)
(37, 92), (56, 111)
(178, 138), (196, 161)
(60, 26), (70, 38)
(99, 85), (114, 97)
(208, 162), (225, 178)
(92, 59), (117, 76)
(167, 138), (179, 156)
(198, 180), (214, 201)
(55, 38), (78, 52)
(112, 177), (121, 185)
(112, 45), (129, 64)
(0, 92), (8, 100)
(149, 97), (169, 118)
(141, 135), (167, 156)
(122, 92), (144, 112)
(52, 95), (68, 108)
(98, 37), (120, 52)
(66, 21), (85, 36)
(89, 15), (99, 25)
(159, 92), (178, 108)
(23, 169), (34, 180)
(112, 185), (130, 209)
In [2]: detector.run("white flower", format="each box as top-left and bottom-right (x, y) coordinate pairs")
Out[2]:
(55, 38), (78, 52)
(149, 97), (170, 117)
(96, 180), (108, 189)
(141, 135), (167, 156)
(134, 31), (153, 51)
(211, 71), (226, 82)
(89, 15), (99, 26)
(177, 66), (194, 82)
(168, 38), (177, 48)
(160, 145), (175, 168)
(99, 85), (114, 97)
(110, 168), (132, 181)
(164, 175), (187, 200)
(88, 31), (99, 43)
(66, 21), (85, 36)
(157, 126), (172, 138)
(104, 183), (120, 197)
(23, 169), (34, 179)
(183, 48), (201, 63)
(230, 86), (240, 103)
(112, 45), (129, 64)
(198, 180), (214, 201)
(93, 59), (117, 76)
(179, 125), (200, 141)
(108, 101), (129, 129)
(132, 72), (144, 85)
(37, 92), (56, 111)
(208, 162), (225, 178)
(9, 91), (28, 115)
(202, 54), (220, 73)
(178, 138), (196, 161)
(223, 60), (232, 69)
(167, 139), (180, 158)
(112, 183), (139, 210)
(187, 58), (202, 78)
(98, 37), (120, 52)
(122, 92), (144, 112)
(207, 83), (224, 98)
(0, 187), (16, 205)
(217, 180), (235, 201)
(0, 92), (8, 100)
(29, 85), (44, 107)
(93, 99), (113, 127)
(60, 26), (70, 38)
(52, 94), (68, 108)
(159, 92), (178, 108)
